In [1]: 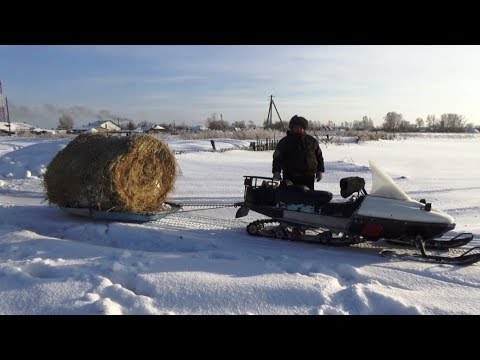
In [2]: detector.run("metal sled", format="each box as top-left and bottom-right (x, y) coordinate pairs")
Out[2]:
(60, 202), (182, 223)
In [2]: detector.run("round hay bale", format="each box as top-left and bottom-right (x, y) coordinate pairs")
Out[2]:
(44, 133), (177, 214)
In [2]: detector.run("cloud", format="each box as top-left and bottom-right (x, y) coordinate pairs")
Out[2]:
(5, 45), (480, 127)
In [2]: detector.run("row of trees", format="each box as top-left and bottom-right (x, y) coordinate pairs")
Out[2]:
(263, 113), (475, 133)
(205, 113), (257, 131)
(381, 112), (474, 132)
(56, 111), (477, 133)
(338, 116), (375, 131)
(333, 113), (475, 132)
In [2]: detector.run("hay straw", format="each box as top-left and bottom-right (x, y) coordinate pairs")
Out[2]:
(43, 133), (177, 214)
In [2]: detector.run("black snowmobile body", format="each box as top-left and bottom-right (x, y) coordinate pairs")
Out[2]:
(235, 177), (453, 243)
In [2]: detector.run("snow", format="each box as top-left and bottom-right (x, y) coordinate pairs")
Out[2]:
(1, 134), (480, 314)
(0, 122), (34, 133)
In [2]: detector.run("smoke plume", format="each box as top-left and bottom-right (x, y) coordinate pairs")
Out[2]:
(8, 103), (135, 129)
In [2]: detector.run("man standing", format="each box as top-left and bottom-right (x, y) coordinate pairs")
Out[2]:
(272, 115), (324, 190)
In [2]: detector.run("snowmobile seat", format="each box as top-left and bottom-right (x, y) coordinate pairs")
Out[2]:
(276, 183), (333, 206)
(320, 196), (365, 217)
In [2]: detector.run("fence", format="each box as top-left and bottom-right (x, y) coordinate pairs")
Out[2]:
(249, 138), (279, 151)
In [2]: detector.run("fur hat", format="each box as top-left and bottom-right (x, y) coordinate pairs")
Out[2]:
(289, 115), (308, 130)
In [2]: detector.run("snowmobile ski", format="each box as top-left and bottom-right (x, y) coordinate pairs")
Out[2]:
(380, 238), (480, 266)
(386, 232), (474, 250)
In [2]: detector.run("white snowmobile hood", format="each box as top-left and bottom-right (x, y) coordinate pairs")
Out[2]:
(356, 161), (454, 224)
(357, 196), (454, 224)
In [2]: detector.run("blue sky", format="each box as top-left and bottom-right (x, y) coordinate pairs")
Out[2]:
(1, 45), (480, 129)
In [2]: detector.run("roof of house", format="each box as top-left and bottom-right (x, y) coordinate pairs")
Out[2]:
(0, 122), (34, 132)
(73, 120), (121, 131)
(32, 128), (56, 133)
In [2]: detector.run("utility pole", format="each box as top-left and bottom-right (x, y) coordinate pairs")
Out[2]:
(266, 95), (273, 127)
(0, 80), (6, 123)
(265, 95), (285, 130)
(6, 97), (11, 136)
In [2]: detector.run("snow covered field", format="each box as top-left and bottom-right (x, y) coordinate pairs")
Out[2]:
(1, 134), (479, 315)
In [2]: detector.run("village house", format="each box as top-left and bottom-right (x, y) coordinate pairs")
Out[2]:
(72, 120), (121, 134)
(146, 125), (167, 134)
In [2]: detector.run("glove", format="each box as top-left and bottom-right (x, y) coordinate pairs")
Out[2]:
(272, 172), (281, 181)
(315, 172), (323, 182)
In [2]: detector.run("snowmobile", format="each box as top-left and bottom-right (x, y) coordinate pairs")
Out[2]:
(234, 161), (480, 265)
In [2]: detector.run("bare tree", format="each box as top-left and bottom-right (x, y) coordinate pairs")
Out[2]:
(138, 120), (154, 131)
(119, 120), (136, 130)
(308, 120), (323, 131)
(382, 112), (403, 132)
(175, 122), (190, 131)
(232, 120), (246, 129)
(268, 121), (284, 131)
(398, 119), (413, 132)
(206, 112), (229, 130)
(416, 118), (424, 129)
(440, 113), (465, 132)
(126, 121), (136, 130)
(339, 121), (353, 130)
(362, 116), (374, 130)
(426, 114), (436, 129)
(57, 113), (74, 130)
(247, 120), (256, 129)
(352, 120), (362, 131)
(353, 116), (375, 131)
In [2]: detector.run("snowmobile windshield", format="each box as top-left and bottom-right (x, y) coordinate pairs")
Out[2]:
(368, 160), (411, 201)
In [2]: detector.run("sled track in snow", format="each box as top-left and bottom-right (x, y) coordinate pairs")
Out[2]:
(442, 205), (480, 215)
(151, 213), (245, 231)
(145, 208), (251, 231)
(141, 206), (316, 251)
(408, 186), (480, 195)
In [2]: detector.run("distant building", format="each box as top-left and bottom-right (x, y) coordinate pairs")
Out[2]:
(465, 127), (479, 133)
(191, 125), (208, 133)
(147, 125), (167, 134)
(132, 127), (145, 133)
(0, 121), (34, 135)
(73, 120), (121, 133)
(32, 128), (56, 135)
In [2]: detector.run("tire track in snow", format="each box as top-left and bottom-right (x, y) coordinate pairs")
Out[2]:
(408, 186), (480, 195)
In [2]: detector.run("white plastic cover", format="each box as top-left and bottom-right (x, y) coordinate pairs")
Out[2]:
(368, 160), (411, 201)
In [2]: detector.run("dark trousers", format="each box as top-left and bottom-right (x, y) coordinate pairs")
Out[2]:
(283, 173), (315, 190)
